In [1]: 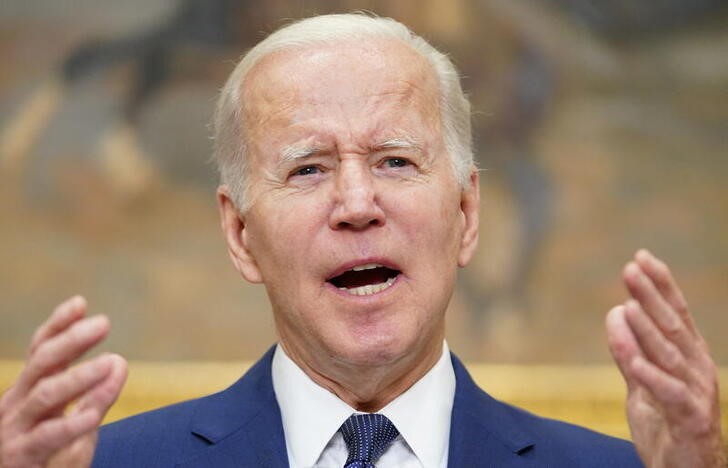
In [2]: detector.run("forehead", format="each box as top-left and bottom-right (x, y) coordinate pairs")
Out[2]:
(240, 39), (441, 145)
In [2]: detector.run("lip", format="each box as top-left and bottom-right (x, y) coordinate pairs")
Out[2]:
(325, 257), (403, 281)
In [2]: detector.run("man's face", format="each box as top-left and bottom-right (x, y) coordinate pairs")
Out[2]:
(220, 40), (479, 371)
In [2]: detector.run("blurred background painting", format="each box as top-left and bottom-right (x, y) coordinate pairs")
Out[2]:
(1, 0), (727, 364)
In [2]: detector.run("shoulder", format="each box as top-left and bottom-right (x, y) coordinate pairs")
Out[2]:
(93, 347), (282, 468)
(500, 401), (641, 466)
(93, 393), (216, 467)
(449, 354), (643, 467)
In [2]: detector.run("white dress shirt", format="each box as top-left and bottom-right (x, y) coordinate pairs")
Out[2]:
(271, 342), (456, 468)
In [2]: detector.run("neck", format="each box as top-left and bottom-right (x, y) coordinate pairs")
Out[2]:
(280, 338), (444, 412)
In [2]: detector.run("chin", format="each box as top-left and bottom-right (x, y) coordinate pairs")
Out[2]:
(330, 329), (416, 368)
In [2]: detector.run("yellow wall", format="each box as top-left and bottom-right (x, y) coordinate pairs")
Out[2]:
(2, 360), (726, 440)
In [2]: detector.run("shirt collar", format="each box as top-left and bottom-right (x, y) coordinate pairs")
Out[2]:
(271, 342), (455, 468)
(379, 341), (454, 467)
(272, 345), (353, 467)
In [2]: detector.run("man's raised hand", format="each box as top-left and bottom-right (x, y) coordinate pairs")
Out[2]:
(606, 250), (725, 467)
(0, 296), (127, 468)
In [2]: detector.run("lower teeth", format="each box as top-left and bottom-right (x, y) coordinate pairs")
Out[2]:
(339, 277), (395, 296)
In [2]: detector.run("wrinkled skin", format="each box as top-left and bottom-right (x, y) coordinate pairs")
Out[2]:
(218, 40), (479, 411)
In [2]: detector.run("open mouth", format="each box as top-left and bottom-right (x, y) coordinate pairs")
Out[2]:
(327, 263), (401, 296)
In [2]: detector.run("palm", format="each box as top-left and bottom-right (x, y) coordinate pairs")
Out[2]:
(626, 387), (670, 467)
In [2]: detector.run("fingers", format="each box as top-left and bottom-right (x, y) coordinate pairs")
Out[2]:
(76, 354), (128, 416)
(629, 355), (689, 411)
(3, 408), (103, 467)
(622, 255), (696, 359)
(623, 300), (690, 382)
(14, 314), (111, 402)
(635, 249), (696, 333)
(615, 250), (719, 417)
(28, 296), (87, 357)
(11, 355), (114, 432)
(1, 356), (126, 468)
(0, 298), (126, 468)
(609, 251), (724, 467)
(607, 296), (692, 407)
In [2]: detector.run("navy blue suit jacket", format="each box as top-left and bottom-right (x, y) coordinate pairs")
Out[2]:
(94, 347), (643, 467)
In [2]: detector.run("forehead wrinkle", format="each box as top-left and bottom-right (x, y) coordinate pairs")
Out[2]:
(244, 41), (443, 166)
(361, 79), (441, 140)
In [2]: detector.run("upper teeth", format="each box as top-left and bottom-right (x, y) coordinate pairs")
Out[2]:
(351, 263), (381, 271)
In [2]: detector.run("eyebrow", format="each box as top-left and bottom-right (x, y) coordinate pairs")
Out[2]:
(279, 136), (423, 163)
(373, 137), (422, 152)
(280, 144), (322, 163)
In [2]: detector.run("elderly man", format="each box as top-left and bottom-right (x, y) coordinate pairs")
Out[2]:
(0, 13), (723, 468)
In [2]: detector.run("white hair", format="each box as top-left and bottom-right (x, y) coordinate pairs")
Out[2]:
(213, 13), (473, 211)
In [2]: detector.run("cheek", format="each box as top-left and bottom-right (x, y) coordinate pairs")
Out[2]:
(248, 193), (334, 287)
(248, 205), (308, 279)
(389, 185), (463, 256)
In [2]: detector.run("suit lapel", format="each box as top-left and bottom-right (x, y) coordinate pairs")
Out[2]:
(176, 347), (288, 468)
(447, 354), (535, 467)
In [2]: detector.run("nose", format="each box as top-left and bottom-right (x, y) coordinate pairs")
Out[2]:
(329, 161), (385, 230)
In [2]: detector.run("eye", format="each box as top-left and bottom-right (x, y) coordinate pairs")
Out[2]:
(384, 158), (410, 168)
(293, 165), (321, 177)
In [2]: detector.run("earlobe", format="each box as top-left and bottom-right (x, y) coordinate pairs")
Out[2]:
(457, 169), (480, 267)
(216, 186), (264, 283)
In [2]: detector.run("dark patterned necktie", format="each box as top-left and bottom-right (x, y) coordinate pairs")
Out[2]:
(339, 413), (400, 468)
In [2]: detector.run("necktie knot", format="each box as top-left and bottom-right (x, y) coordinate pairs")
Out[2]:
(339, 414), (399, 468)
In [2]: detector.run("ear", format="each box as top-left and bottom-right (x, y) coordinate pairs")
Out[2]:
(457, 169), (480, 267)
(216, 185), (263, 283)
